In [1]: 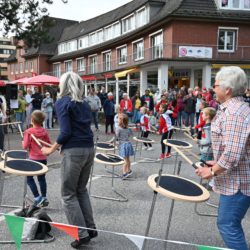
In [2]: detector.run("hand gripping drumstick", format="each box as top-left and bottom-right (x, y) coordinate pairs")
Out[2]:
(32, 136), (60, 151)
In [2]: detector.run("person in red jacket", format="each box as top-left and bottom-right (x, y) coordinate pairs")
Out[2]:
(194, 100), (207, 139)
(158, 103), (173, 160)
(120, 93), (133, 121)
(140, 107), (153, 150)
(155, 95), (167, 114)
(22, 110), (51, 207)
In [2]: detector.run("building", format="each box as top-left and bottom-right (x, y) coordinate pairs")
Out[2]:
(7, 0), (250, 100)
(6, 17), (78, 82)
(0, 37), (15, 81)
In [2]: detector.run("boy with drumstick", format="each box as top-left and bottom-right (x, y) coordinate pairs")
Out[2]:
(22, 110), (51, 207)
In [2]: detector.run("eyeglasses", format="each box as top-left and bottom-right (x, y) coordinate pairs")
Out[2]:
(213, 84), (220, 89)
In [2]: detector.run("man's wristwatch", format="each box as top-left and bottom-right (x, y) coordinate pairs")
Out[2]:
(210, 168), (216, 177)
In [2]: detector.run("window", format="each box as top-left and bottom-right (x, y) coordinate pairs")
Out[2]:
(113, 22), (120, 38)
(30, 61), (33, 72)
(53, 63), (61, 78)
(77, 58), (85, 72)
(117, 46), (127, 64)
(104, 25), (113, 41)
(10, 64), (14, 74)
(89, 32), (97, 45)
(218, 28), (237, 52)
(25, 61), (28, 72)
(15, 63), (18, 73)
(151, 32), (163, 59)
(133, 40), (144, 61)
(96, 30), (103, 43)
(136, 7), (148, 28)
(122, 14), (135, 34)
(78, 36), (88, 49)
(19, 62), (23, 73)
(103, 52), (111, 71)
(89, 56), (97, 74)
(220, 0), (250, 9)
(58, 40), (77, 54)
(65, 60), (73, 72)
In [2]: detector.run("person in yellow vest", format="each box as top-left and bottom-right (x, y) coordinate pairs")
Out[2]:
(14, 90), (27, 131)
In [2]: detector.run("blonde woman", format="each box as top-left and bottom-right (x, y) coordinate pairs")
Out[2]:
(42, 72), (97, 248)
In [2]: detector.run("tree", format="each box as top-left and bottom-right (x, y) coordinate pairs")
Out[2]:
(0, 0), (68, 47)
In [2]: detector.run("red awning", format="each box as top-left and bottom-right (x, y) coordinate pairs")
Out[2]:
(81, 75), (97, 81)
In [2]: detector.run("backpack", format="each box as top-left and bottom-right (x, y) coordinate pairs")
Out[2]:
(16, 206), (52, 240)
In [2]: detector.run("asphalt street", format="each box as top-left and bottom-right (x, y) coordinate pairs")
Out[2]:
(0, 125), (249, 250)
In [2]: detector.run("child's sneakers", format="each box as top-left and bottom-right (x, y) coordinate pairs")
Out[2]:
(147, 147), (153, 151)
(159, 153), (165, 160)
(33, 196), (49, 208)
(143, 146), (148, 150)
(121, 170), (133, 180)
(165, 153), (172, 158)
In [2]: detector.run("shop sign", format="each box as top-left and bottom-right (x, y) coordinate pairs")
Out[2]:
(179, 46), (213, 59)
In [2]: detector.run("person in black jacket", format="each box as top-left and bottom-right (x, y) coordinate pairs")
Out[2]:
(141, 89), (154, 111)
(183, 88), (196, 135)
(103, 92), (115, 134)
(31, 87), (43, 111)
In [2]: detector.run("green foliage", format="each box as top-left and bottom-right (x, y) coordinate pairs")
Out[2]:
(0, 0), (67, 47)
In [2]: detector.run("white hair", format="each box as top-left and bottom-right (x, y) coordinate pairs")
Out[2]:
(58, 72), (84, 102)
(215, 66), (247, 97)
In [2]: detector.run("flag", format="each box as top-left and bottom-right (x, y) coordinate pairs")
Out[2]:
(51, 222), (79, 240)
(4, 215), (25, 250)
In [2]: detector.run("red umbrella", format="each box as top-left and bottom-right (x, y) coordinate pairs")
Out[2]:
(9, 77), (29, 84)
(25, 75), (59, 85)
(0, 80), (6, 87)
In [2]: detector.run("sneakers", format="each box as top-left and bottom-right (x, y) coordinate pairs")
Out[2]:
(165, 153), (172, 158)
(121, 170), (133, 180)
(143, 147), (148, 150)
(147, 147), (153, 151)
(33, 196), (49, 208)
(71, 236), (91, 249)
(159, 153), (165, 160)
(88, 227), (98, 239)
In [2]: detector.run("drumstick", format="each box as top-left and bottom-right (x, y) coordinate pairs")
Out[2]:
(17, 124), (24, 139)
(37, 138), (60, 151)
(171, 145), (198, 169)
(183, 131), (194, 140)
(30, 134), (43, 148)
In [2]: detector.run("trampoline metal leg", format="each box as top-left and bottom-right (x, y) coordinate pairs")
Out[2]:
(173, 152), (179, 175)
(91, 166), (128, 202)
(142, 191), (158, 250)
(164, 199), (175, 249)
(134, 141), (138, 162)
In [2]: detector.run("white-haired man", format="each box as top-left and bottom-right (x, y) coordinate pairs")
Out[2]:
(196, 66), (250, 250)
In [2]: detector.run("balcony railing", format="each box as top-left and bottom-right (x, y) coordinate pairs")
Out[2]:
(44, 43), (250, 77)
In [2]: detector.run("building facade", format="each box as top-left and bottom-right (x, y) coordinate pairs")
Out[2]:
(7, 0), (250, 98)
(0, 37), (15, 81)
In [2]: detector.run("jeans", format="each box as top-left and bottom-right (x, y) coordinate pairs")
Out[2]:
(91, 111), (98, 129)
(177, 111), (184, 127)
(27, 159), (47, 198)
(61, 147), (96, 239)
(217, 191), (250, 250)
(15, 112), (25, 131)
(44, 111), (53, 129)
(133, 109), (141, 123)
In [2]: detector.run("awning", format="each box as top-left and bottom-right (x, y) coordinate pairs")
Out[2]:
(212, 64), (250, 69)
(115, 68), (138, 78)
(81, 75), (97, 81)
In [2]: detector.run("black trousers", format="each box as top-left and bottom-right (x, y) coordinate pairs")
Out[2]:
(105, 115), (114, 133)
(141, 131), (152, 147)
(161, 130), (173, 154)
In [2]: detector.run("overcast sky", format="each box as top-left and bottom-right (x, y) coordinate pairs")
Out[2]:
(46, 0), (133, 22)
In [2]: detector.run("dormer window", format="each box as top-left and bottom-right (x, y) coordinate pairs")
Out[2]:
(122, 14), (135, 34)
(220, 0), (250, 10)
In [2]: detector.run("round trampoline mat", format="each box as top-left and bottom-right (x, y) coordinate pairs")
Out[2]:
(2, 150), (27, 160)
(95, 153), (124, 165)
(163, 139), (192, 149)
(96, 142), (115, 151)
(133, 137), (155, 143)
(0, 159), (48, 176)
(148, 174), (210, 202)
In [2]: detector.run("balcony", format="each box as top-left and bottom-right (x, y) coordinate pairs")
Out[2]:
(44, 43), (250, 77)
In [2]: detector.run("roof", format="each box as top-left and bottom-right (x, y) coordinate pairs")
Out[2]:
(50, 0), (250, 61)
(24, 17), (78, 58)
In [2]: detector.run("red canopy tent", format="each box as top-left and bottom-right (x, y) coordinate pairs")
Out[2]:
(0, 80), (6, 87)
(23, 75), (59, 86)
(9, 77), (29, 84)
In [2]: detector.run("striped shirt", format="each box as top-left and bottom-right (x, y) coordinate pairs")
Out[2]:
(211, 97), (250, 196)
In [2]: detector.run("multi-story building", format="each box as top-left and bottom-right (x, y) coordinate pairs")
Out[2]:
(6, 17), (78, 81)
(0, 37), (15, 81)
(6, 0), (250, 99)
(47, 0), (250, 98)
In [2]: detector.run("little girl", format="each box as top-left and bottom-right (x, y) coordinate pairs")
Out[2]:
(158, 103), (173, 160)
(22, 110), (51, 207)
(140, 107), (153, 151)
(116, 114), (134, 180)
